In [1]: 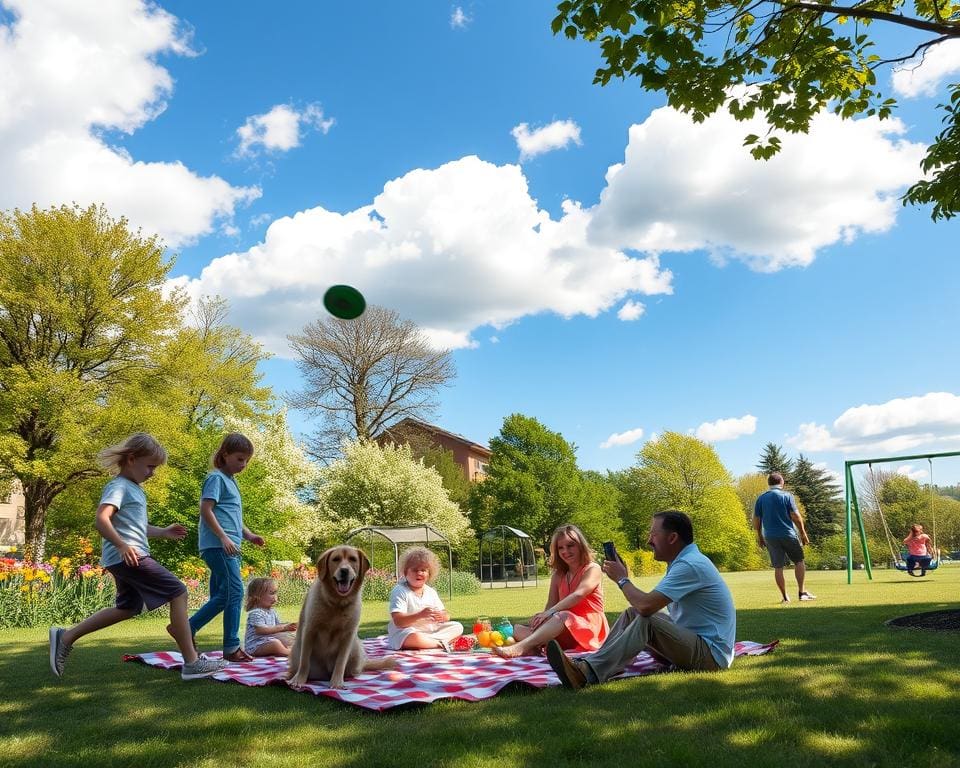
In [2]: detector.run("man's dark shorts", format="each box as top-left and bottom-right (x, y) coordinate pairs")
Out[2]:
(765, 536), (805, 568)
(106, 556), (186, 613)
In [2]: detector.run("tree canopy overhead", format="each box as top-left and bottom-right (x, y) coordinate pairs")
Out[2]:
(553, 0), (960, 219)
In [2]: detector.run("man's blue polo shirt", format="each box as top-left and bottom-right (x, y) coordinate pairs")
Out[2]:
(653, 543), (737, 669)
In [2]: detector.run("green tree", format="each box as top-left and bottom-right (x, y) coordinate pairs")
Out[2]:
(576, 469), (626, 550)
(419, 446), (472, 509)
(0, 204), (274, 560)
(735, 472), (770, 524)
(309, 440), (473, 554)
(790, 454), (843, 541)
(607, 468), (647, 548)
(553, 1), (960, 219)
(0, 204), (181, 560)
(757, 443), (793, 480)
(469, 414), (585, 551)
(632, 432), (759, 569)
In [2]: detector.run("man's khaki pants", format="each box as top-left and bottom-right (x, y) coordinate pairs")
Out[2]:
(581, 607), (719, 683)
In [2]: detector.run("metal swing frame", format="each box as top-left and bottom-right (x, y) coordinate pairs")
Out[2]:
(844, 449), (960, 584)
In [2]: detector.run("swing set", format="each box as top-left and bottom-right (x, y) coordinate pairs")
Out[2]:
(843, 449), (960, 584)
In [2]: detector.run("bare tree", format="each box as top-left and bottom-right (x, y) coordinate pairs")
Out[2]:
(286, 306), (456, 461)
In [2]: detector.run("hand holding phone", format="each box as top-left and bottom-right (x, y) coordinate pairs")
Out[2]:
(602, 541), (621, 564)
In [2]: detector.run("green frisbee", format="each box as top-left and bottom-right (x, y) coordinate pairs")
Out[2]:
(323, 284), (366, 320)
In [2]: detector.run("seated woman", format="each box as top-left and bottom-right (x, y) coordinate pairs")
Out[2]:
(387, 546), (464, 650)
(903, 524), (935, 576)
(494, 524), (608, 658)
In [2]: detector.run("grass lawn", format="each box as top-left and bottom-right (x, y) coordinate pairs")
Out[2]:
(3, 567), (959, 768)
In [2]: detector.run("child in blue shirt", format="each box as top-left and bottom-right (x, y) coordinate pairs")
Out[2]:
(189, 433), (264, 661)
(49, 433), (227, 680)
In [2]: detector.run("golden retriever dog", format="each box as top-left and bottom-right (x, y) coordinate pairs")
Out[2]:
(286, 545), (396, 689)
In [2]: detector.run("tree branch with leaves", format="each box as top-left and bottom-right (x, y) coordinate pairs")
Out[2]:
(554, 0), (960, 218)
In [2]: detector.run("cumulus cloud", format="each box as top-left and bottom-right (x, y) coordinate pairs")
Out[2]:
(172, 155), (673, 354)
(450, 6), (471, 28)
(894, 464), (929, 482)
(892, 39), (960, 98)
(0, 0), (258, 246)
(617, 299), (645, 321)
(236, 103), (334, 157)
(789, 392), (960, 454)
(588, 104), (925, 271)
(695, 414), (757, 442)
(512, 120), (583, 160)
(600, 428), (645, 449)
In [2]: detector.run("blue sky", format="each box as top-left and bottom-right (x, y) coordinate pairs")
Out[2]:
(3, 0), (960, 489)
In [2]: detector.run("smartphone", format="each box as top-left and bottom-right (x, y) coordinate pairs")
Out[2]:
(602, 541), (621, 563)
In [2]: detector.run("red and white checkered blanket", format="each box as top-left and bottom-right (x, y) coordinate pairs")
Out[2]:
(124, 637), (778, 711)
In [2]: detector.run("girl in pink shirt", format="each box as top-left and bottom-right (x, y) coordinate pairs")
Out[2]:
(903, 524), (934, 577)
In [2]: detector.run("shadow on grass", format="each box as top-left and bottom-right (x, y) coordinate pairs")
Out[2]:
(3, 603), (959, 768)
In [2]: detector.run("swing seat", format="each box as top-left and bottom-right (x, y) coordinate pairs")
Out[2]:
(894, 558), (939, 573)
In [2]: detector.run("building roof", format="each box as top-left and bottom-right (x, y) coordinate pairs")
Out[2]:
(378, 417), (491, 457)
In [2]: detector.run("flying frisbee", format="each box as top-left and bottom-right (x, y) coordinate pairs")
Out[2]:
(323, 284), (366, 320)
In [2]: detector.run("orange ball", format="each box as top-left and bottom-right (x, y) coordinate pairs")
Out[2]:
(477, 630), (491, 648)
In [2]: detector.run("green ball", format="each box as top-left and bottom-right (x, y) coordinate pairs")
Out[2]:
(323, 284), (366, 320)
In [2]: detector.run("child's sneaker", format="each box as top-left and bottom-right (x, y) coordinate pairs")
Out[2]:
(181, 656), (228, 680)
(49, 627), (72, 678)
(799, 591), (817, 601)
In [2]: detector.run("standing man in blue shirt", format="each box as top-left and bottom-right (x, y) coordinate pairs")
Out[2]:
(754, 472), (815, 603)
(546, 510), (736, 690)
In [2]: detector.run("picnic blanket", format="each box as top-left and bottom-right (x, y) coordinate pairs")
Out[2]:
(124, 637), (778, 711)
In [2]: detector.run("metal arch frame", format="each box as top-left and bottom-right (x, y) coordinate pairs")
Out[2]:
(345, 524), (454, 601)
(844, 449), (960, 584)
(478, 525), (538, 588)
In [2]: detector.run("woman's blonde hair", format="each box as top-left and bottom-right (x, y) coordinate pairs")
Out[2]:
(548, 524), (594, 574)
(97, 433), (167, 475)
(399, 546), (441, 584)
(246, 577), (277, 610)
(211, 432), (255, 469)
(910, 524), (924, 537)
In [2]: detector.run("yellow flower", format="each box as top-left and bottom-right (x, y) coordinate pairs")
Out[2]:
(19, 585), (29, 592)
(50, 556), (60, 565)
(22, 569), (34, 582)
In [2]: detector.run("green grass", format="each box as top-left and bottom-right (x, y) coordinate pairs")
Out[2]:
(3, 568), (960, 768)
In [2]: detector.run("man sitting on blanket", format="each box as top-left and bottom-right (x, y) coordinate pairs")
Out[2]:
(547, 510), (736, 690)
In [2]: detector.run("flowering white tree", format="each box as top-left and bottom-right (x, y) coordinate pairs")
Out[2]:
(311, 440), (472, 547)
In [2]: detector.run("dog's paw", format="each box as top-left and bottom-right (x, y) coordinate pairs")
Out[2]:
(288, 673), (308, 689)
(383, 655), (398, 669)
(328, 676), (346, 689)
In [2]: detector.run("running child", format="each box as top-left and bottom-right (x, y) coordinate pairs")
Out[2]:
(49, 433), (227, 680)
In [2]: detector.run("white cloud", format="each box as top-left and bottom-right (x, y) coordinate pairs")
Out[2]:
(894, 464), (930, 482)
(512, 120), (583, 160)
(812, 461), (844, 488)
(789, 392), (960, 454)
(0, 0), (258, 247)
(601, 428), (644, 449)
(588, 104), (925, 271)
(617, 299), (645, 321)
(172, 155), (673, 355)
(450, 6), (471, 28)
(236, 103), (334, 157)
(892, 39), (960, 98)
(695, 414), (757, 442)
